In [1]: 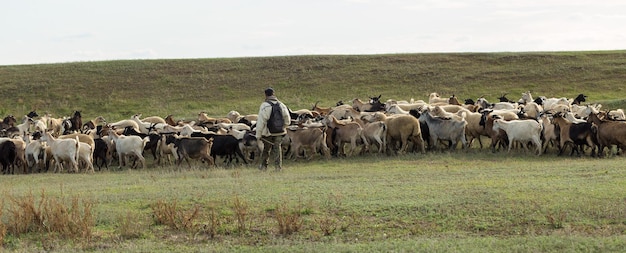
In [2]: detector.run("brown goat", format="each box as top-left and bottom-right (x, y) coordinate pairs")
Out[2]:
(587, 112), (626, 157)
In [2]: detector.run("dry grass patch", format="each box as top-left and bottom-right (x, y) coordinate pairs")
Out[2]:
(2, 190), (94, 245)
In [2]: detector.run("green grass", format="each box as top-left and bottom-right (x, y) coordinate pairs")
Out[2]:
(1, 153), (625, 252)
(2, 51), (626, 121)
(2, 51), (626, 251)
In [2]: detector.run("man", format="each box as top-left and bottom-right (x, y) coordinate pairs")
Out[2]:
(256, 87), (291, 171)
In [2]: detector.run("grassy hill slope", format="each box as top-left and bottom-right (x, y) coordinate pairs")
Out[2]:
(1, 51), (626, 121)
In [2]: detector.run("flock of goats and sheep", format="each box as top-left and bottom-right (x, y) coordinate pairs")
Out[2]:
(1, 91), (625, 174)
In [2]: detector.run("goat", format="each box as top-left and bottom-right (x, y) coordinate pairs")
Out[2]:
(552, 113), (597, 156)
(418, 111), (467, 151)
(428, 93), (449, 105)
(607, 109), (626, 121)
(325, 115), (369, 156)
(82, 116), (106, 133)
(285, 127), (331, 160)
(352, 95), (385, 112)
(0, 141), (17, 174)
(587, 112), (626, 157)
(108, 130), (148, 169)
(571, 94), (587, 105)
(25, 132), (46, 173)
(165, 135), (214, 168)
(40, 131), (80, 173)
(40, 113), (64, 137)
(492, 118), (543, 155)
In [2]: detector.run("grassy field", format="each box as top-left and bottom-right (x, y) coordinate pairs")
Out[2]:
(1, 51), (626, 120)
(1, 153), (626, 252)
(1, 51), (626, 252)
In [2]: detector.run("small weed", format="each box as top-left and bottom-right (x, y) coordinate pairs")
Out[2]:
(197, 204), (222, 239)
(0, 200), (5, 246)
(116, 212), (145, 239)
(316, 215), (338, 236)
(275, 201), (303, 236)
(232, 195), (248, 234)
(151, 199), (200, 231)
(546, 210), (567, 229)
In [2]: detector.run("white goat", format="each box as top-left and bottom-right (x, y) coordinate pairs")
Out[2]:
(492, 118), (543, 155)
(24, 133), (46, 173)
(428, 92), (449, 105)
(607, 109), (626, 120)
(40, 131), (80, 173)
(77, 142), (95, 173)
(108, 130), (148, 169)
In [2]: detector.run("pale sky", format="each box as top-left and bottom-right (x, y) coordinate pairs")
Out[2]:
(2, 0), (625, 66)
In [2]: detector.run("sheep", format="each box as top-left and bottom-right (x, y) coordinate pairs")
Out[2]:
(492, 118), (543, 155)
(40, 131), (80, 173)
(108, 129), (148, 169)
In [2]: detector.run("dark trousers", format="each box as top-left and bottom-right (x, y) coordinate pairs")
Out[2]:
(259, 135), (284, 170)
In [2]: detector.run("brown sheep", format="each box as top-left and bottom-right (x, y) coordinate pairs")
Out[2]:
(365, 113), (424, 154)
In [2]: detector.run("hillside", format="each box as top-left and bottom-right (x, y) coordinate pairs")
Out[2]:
(1, 51), (626, 121)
